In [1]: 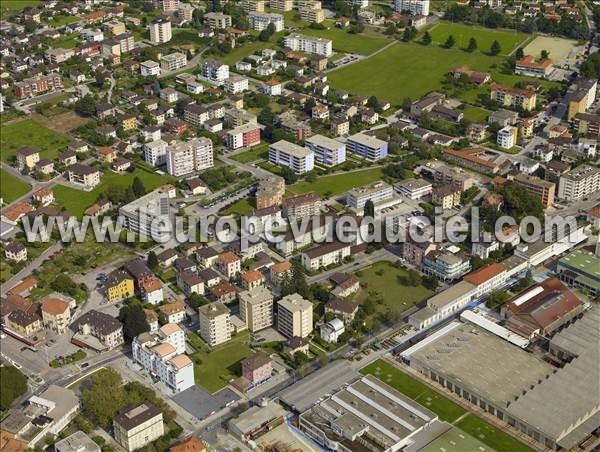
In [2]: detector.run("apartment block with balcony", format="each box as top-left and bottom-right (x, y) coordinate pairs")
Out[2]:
(165, 137), (214, 177)
(346, 132), (388, 161)
(239, 286), (273, 332)
(305, 134), (346, 166)
(277, 293), (313, 338)
(198, 302), (231, 346)
(268, 140), (315, 174)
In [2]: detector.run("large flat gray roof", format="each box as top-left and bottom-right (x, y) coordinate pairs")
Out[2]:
(408, 324), (553, 408)
(278, 360), (358, 412)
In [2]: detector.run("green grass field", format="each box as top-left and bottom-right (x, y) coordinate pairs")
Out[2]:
(355, 261), (433, 316)
(229, 143), (269, 163)
(44, 14), (78, 27)
(221, 197), (255, 216)
(189, 331), (253, 393)
(216, 33), (284, 65)
(170, 29), (207, 50)
(362, 360), (533, 451)
(0, 0), (40, 11)
(460, 105), (491, 123)
(360, 360), (465, 422)
(1, 118), (70, 163)
(328, 41), (559, 106)
(286, 167), (385, 197)
(456, 415), (533, 452)
(302, 26), (392, 55)
(0, 170), (30, 204)
(54, 166), (175, 217)
(428, 22), (528, 55)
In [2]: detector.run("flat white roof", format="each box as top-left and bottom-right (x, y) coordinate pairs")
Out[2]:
(460, 310), (530, 348)
(400, 321), (462, 359)
(270, 140), (312, 158)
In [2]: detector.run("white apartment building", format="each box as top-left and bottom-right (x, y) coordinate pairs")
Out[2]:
(223, 75), (249, 94)
(119, 187), (172, 241)
(114, 404), (164, 452)
(277, 293), (313, 338)
(269, 140), (315, 174)
(395, 0), (430, 16)
(204, 12), (232, 29)
(305, 134), (346, 166)
(199, 302), (231, 346)
(283, 34), (332, 57)
(166, 137), (214, 177)
(248, 12), (284, 31)
(144, 139), (168, 166)
(558, 164), (600, 201)
(160, 52), (187, 72)
(269, 0), (294, 10)
(346, 181), (393, 209)
(131, 324), (194, 393)
(497, 126), (517, 149)
(301, 241), (351, 271)
(394, 178), (433, 200)
(346, 132), (388, 161)
(239, 286), (273, 332)
(148, 17), (172, 43)
(200, 60), (229, 84)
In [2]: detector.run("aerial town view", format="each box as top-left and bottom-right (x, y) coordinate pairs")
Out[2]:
(0, 0), (599, 451)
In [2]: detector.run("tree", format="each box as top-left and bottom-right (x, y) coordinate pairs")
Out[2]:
(367, 95), (379, 110)
(422, 31), (432, 45)
(490, 40), (501, 55)
(23, 19), (37, 33)
(541, 49), (550, 59)
(402, 97), (412, 112)
(385, 23), (397, 35)
(74, 94), (97, 117)
(147, 251), (158, 270)
(81, 368), (128, 428)
(402, 26), (417, 42)
(445, 34), (456, 48)
(363, 199), (375, 218)
(132, 177), (145, 197)
(515, 47), (524, 60)
(467, 37), (477, 52)
(258, 107), (275, 126)
(175, 98), (187, 116)
(51, 274), (78, 297)
(280, 166), (298, 184)
(118, 305), (150, 342)
(192, 8), (204, 28)
(293, 351), (308, 366)
(0, 366), (27, 411)
(423, 274), (439, 290)
(258, 28), (271, 41)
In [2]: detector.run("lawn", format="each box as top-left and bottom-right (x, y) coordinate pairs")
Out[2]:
(0, 170), (30, 204)
(460, 105), (491, 123)
(51, 35), (79, 49)
(229, 143), (269, 163)
(54, 165), (175, 217)
(328, 41), (559, 106)
(221, 197), (255, 216)
(301, 26), (392, 55)
(0, 0), (40, 11)
(456, 415), (533, 452)
(1, 118), (70, 163)
(427, 22), (528, 56)
(189, 331), (254, 393)
(360, 360), (466, 422)
(355, 261), (433, 316)
(170, 29), (207, 50)
(216, 33), (284, 65)
(286, 167), (386, 197)
(44, 14), (78, 26)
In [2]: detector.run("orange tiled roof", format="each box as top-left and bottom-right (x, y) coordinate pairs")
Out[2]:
(41, 297), (69, 315)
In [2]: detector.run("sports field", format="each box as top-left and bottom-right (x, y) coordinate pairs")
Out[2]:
(1, 118), (70, 163)
(428, 22), (528, 55)
(0, 170), (30, 204)
(524, 35), (578, 63)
